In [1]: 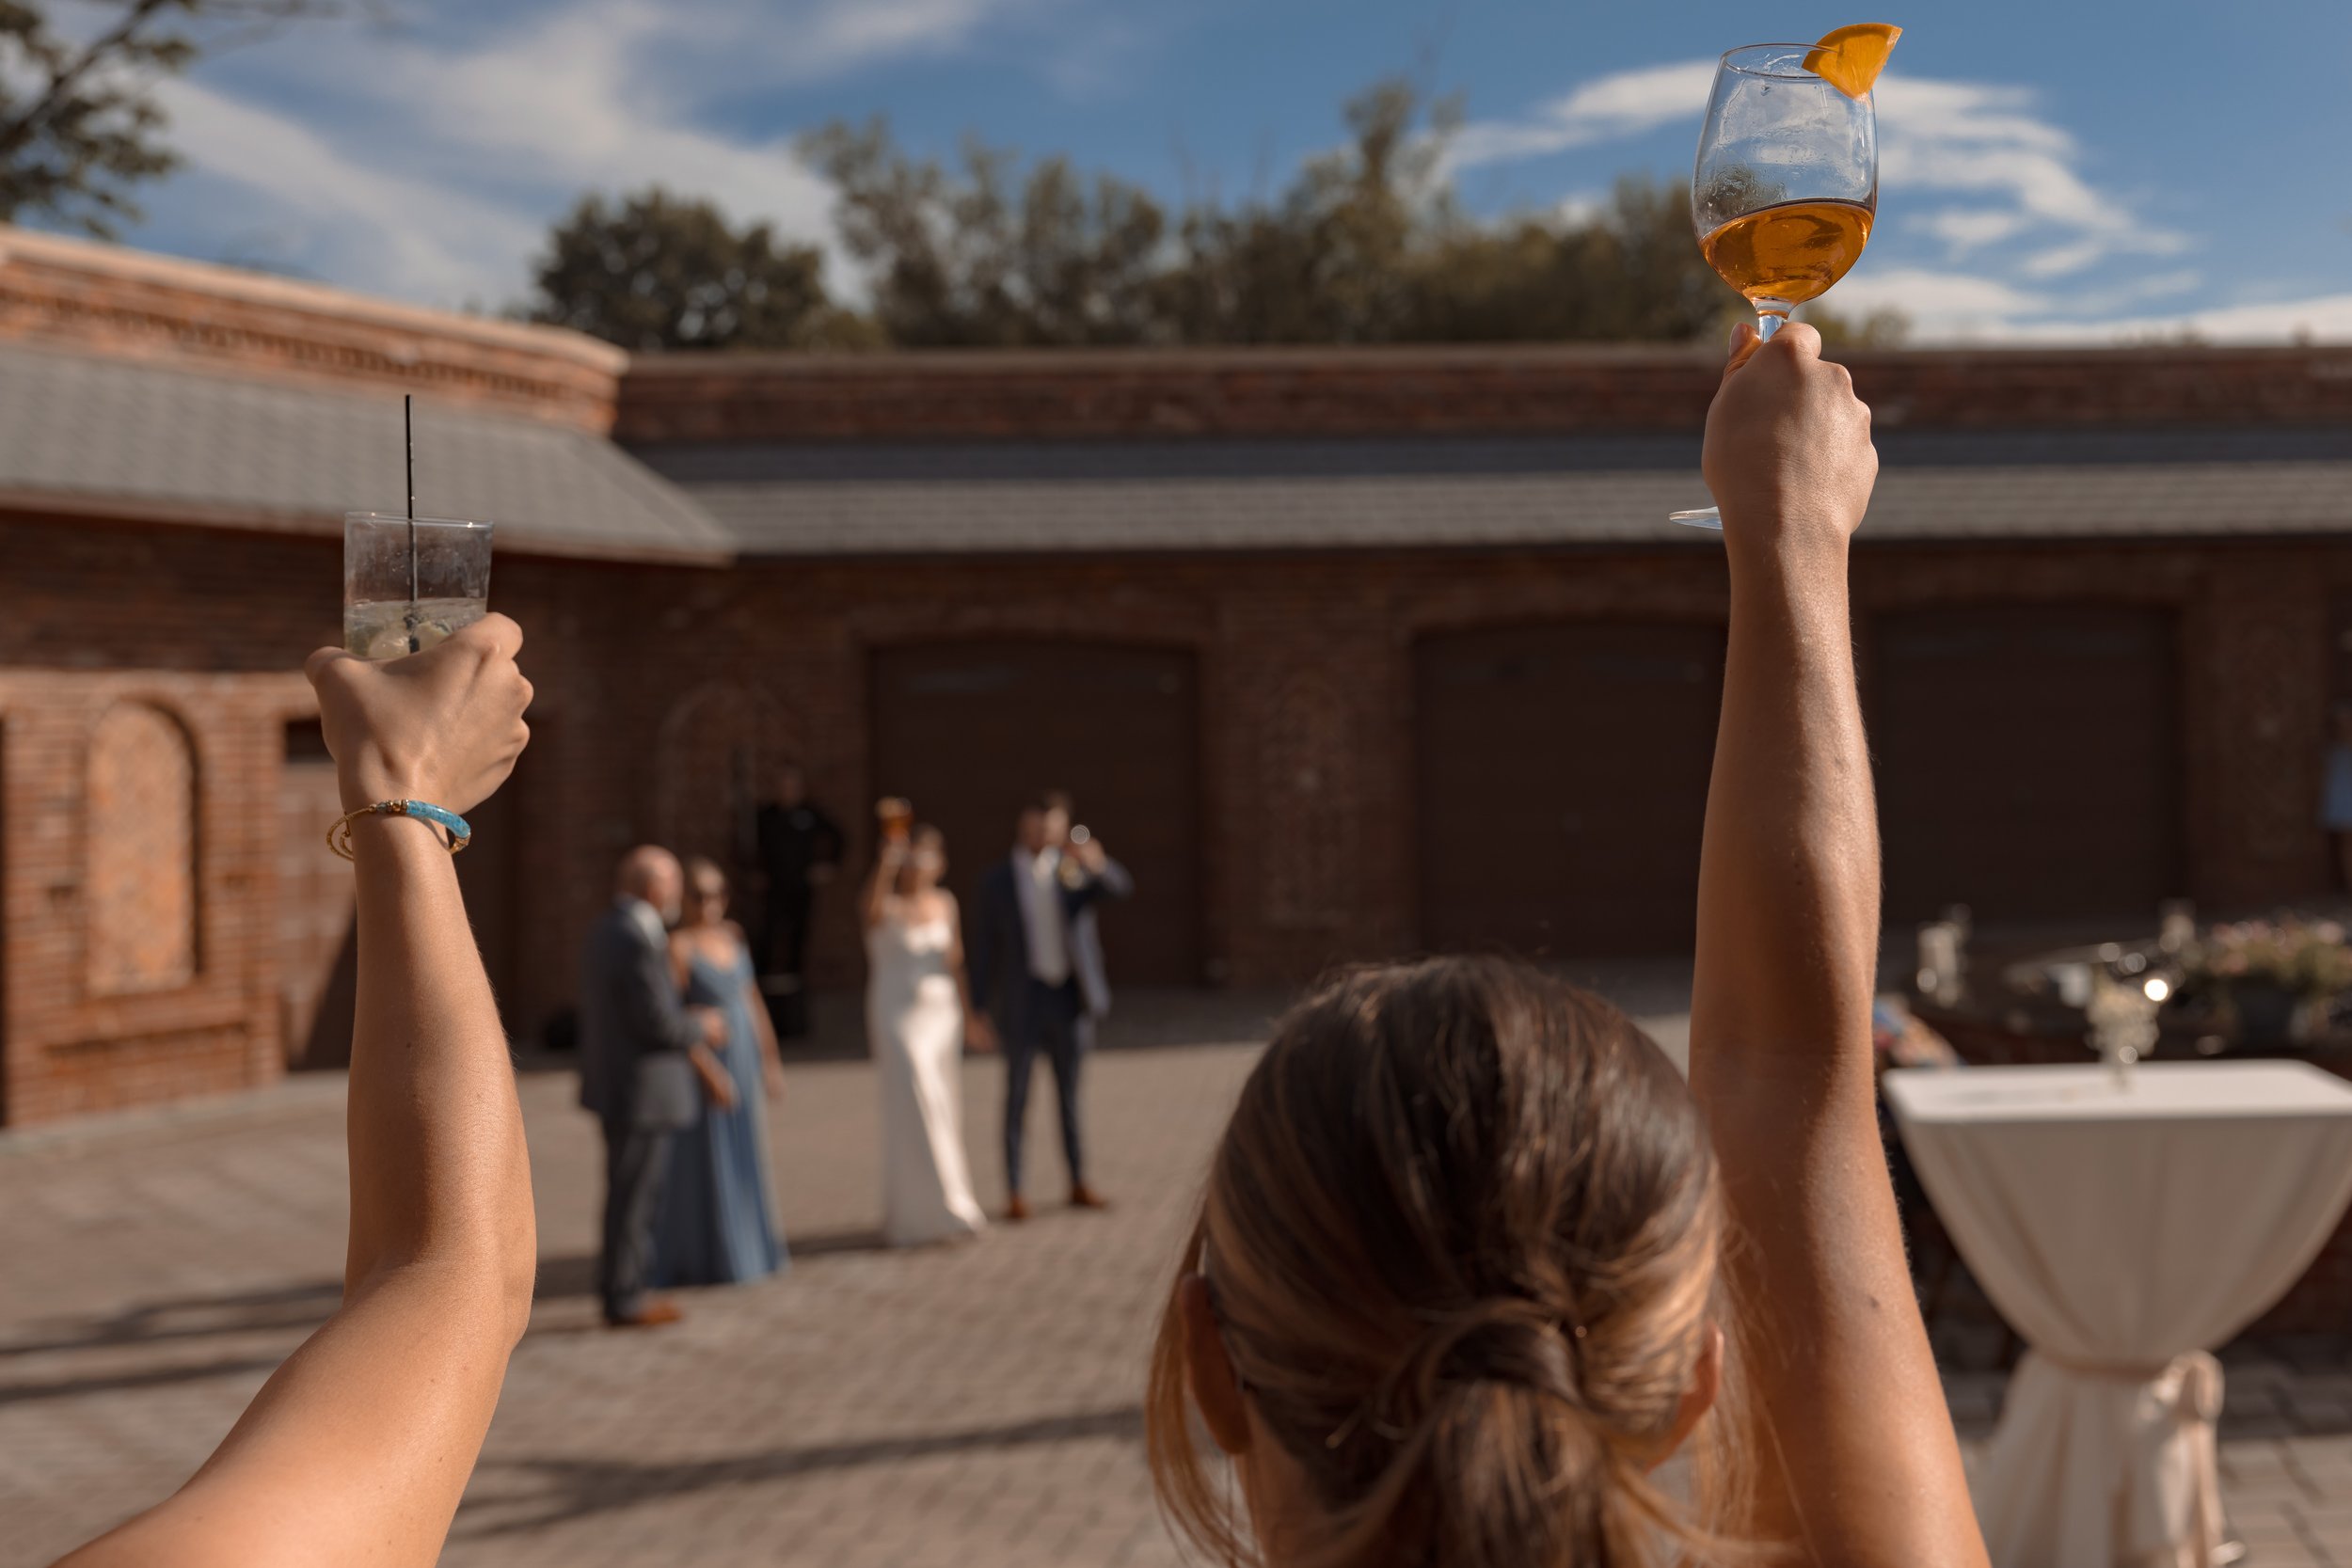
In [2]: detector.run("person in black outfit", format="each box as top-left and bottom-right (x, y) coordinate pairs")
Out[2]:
(751, 763), (844, 1035)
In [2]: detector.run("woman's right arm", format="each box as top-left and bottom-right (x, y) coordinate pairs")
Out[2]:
(56, 617), (536, 1568)
(1685, 324), (1986, 1567)
(861, 846), (902, 930)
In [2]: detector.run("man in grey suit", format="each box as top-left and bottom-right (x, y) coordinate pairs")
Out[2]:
(578, 846), (730, 1328)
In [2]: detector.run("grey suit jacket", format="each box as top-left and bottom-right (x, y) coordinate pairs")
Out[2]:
(577, 899), (702, 1132)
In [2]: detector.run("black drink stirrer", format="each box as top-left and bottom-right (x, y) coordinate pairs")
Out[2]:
(405, 394), (420, 654)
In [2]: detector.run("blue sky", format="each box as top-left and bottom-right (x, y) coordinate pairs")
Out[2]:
(100, 0), (2352, 341)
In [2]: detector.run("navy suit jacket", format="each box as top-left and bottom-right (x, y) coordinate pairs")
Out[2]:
(969, 856), (1111, 1042)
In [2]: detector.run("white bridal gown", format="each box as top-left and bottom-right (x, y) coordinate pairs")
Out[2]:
(867, 906), (988, 1246)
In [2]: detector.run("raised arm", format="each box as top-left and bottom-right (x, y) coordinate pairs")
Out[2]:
(59, 617), (537, 1568)
(1686, 325), (1984, 1568)
(862, 842), (905, 930)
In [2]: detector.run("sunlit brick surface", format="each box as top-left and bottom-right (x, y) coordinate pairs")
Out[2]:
(85, 703), (199, 997)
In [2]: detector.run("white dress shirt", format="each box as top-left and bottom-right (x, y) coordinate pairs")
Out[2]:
(1013, 848), (1072, 985)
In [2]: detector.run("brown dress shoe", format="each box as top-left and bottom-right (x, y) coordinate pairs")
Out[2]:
(1070, 1185), (1110, 1212)
(1005, 1194), (1032, 1223)
(607, 1298), (685, 1329)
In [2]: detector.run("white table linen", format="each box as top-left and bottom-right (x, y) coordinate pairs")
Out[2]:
(1884, 1061), (2352, 1568)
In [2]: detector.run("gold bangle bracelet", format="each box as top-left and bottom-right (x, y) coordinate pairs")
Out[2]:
(327, 800), (473, 862)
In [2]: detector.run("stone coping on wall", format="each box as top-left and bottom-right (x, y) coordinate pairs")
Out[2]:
(0, 226), (625, 432)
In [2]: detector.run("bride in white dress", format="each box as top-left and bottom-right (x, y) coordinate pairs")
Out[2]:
(863, 821), (992, 1246)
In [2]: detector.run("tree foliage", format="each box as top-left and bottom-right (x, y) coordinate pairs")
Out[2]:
(527, 189), (877, 352)
(537, 77), (1907, 351)
(0, 0), (359, 236)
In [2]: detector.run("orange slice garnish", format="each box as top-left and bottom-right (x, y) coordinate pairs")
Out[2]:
(1804, 23), (1901, 99)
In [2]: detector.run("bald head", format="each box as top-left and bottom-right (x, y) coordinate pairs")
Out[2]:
(617, 846), (685, 927)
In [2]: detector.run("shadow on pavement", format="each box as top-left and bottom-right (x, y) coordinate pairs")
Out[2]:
(0, 1280), (341, 1362)
(0, 1353), (289, 1408)
(532, 1228), (898, 1303)
(455, 1405), (1144, 1540)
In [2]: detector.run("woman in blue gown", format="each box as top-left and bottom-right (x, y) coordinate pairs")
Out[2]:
(652, 857), (787, 1287)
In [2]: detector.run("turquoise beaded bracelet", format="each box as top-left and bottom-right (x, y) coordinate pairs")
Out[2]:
(327, 800), (472, 861)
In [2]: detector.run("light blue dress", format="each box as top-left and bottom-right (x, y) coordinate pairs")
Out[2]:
(652, 944), (786, 1286)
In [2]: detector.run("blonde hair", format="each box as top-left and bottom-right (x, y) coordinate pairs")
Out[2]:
(1146, 957), (1749, 1568)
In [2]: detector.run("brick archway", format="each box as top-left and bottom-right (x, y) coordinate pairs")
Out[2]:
(86, 701), (199, 996)
(650, 681), (806, 873)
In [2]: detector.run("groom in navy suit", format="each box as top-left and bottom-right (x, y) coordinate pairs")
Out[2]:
(969, 800), (1126, 1221)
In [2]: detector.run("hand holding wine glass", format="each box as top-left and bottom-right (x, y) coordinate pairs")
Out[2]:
(1671, 24), (1898, 532)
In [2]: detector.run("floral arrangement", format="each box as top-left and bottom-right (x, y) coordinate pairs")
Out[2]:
(2184, 918), (2352, 1002)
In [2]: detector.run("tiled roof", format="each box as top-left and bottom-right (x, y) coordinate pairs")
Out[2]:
(0, 341), (730, 563)
(630, 432), (2352, 557)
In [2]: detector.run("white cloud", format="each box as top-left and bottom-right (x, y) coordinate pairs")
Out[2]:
(798, 0), (1026, 76)
(1548, 189), (1605, 229)
(132, 0), (1061, 309)
(154, 76), (542, 302)
(1828, 265), (2052, 337)
(1915, 208), (2030, 251)
(1448, 61), (1716, 171)
(1875, 75), (2185, 275)
(2010, 293), (2352, 345)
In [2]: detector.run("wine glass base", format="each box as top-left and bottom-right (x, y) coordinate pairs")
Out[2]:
(1669, 506), (1724, 531)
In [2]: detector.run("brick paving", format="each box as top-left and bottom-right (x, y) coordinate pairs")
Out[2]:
(8, 993), (2352, 1566)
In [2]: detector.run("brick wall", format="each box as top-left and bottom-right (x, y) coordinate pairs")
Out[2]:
(8, 514), (2349, 1125)
(616, 342), (2352, 443)
(548, 537), (2352, 1009)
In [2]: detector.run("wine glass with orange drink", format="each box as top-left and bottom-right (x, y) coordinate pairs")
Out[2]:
(1670, 24), (1899, 531)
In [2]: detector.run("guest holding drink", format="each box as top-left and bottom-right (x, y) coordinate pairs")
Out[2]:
(53, 617), (535, 1566)
(863, 815), (990, 1247)
(1142, 321), (1985, 1568)
(652, 857), (787, 1289)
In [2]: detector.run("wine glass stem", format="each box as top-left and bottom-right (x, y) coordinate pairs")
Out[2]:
(1754, 300), (1795, 341)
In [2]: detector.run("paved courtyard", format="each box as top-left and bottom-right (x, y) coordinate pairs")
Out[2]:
(7, 990), (2352, 1566)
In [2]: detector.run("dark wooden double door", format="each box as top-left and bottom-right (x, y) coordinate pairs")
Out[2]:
(1415, 605), (2183, 959)
(870, 641), (1201, 985)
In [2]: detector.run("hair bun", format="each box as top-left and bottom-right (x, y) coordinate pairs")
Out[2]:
(1407, 1300), (1582, 1410)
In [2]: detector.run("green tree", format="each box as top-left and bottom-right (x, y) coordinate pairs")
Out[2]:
(0, 0), (361, 236)
(563, 77), (1907, 352)
(804, 120), (1168, 347)
(526, 188), (875, 351)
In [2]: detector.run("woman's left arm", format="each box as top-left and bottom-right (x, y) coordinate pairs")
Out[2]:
(735, 923), (786, 1100)
(56, 619), (536, 1568)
